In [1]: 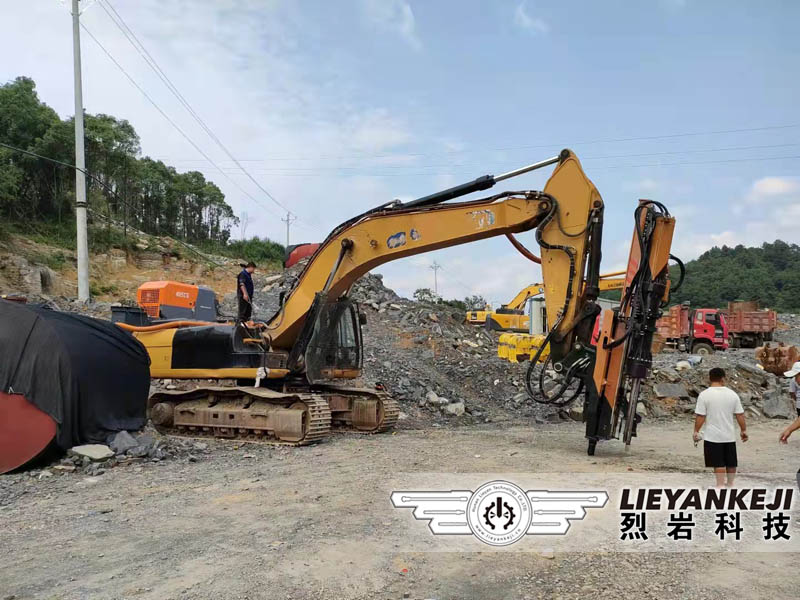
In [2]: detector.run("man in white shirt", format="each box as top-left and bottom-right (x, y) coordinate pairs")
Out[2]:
(779, 361), (800, 493)
(693, 367), (748, 487)
(785, 361), (800, 417)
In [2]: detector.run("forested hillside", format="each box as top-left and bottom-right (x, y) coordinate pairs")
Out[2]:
(0, 76), (245, 250)
(669, 240), (800, 312)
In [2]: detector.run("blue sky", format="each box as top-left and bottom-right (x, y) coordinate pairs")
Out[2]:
(1, 1), (798, 304)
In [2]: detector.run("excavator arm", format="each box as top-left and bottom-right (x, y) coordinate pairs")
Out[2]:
(267, 149), (602, 355)
(504, 283), (547, 312)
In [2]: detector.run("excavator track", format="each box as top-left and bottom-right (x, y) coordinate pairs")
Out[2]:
(148, 387), (331, 446)
(288, 384), (400, 434)
(322, 385), (399, 433)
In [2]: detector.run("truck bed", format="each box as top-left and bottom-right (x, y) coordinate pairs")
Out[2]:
(656, 304), (690, 339)
(720, 309), (777, 333)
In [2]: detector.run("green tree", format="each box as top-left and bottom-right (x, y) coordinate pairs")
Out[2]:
(0, 75), (248, 251)
(670, 240), (800, 312)
(413, 288), (440, 303)
(463, 294), (488, 309)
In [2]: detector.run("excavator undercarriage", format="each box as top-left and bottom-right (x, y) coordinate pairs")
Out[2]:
(135, 296), (399, 444)
(147, 383), (399, 445)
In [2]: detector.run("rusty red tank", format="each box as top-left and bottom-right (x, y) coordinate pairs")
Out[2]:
(755, 343), (800, 376)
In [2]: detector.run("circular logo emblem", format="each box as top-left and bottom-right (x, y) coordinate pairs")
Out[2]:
(467, 480), (532, 546)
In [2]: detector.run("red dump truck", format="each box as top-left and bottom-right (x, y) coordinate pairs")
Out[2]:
(656, 304), (729, 354)
(720, 301), (777, 348)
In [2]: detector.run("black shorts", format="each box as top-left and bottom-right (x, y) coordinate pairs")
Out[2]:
(796, 407), (800, 417)
(237, 296), (252, 321)
(704, 441), (738, 468)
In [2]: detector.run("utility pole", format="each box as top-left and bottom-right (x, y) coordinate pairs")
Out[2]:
(281, 210), (297, 249)
(430, 261), (442, 295)
(72, 0), (90, 301)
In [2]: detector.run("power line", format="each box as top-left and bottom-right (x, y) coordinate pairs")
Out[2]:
(223, 152), (800, 178)
(437, 265), (484, 299)
(202, 141), (800, 175)
(154, 122), (800, 164)
(98, 0), (303, 223)
(79, 20), (285, 223)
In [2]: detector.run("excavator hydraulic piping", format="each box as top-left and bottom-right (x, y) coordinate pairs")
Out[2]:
(505, 233), (542, 264)
(323, 239), (353, 292)
(403, 153), (562, 209)
(493, 154), (562, 182)
(403, 175), (495, 208)
(115, 319), (218, 332)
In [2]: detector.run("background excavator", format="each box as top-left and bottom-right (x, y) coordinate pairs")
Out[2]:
(469, 274), (626, 333)
(119, 149), (678, 455)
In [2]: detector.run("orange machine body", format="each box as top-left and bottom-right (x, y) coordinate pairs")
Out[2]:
(138, 281), (199, 318)
(136, 281), (219, 322)
(593, 204), (676, 409)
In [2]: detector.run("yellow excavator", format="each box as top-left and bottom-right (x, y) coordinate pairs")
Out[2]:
(119, 149), (678, 455)
(470, 274), (626, 333)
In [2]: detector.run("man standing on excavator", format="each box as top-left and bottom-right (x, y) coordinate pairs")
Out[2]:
(237, 261), (256, 323)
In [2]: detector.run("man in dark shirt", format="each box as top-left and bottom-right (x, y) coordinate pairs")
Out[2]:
(237, 262), (256, 322)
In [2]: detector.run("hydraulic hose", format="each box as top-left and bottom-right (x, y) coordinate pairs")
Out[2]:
(114, 320), (217, 332)
(505, 233), (541, 264)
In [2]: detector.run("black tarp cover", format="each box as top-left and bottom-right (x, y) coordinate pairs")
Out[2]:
(0, 301), (149, 448)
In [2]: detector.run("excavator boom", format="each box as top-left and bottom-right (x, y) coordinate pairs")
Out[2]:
(267, 150), (600, 354)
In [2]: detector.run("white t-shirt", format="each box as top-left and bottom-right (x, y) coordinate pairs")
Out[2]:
(694, 386), (744, 443)
(791, 379), (800, 409)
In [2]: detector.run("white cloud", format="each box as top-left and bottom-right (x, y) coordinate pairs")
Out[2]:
(670, 176), (800, 260)
(513, 2), (549, 35)
(745, 176), (800, 203)
(360, 0), (422, 51)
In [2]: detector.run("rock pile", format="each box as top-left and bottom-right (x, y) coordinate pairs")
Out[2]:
(775, 313), (800, 346)
(219, 265), (800, 426)
(43, 426), (210, 478)
(642, 349), (796, 419)
(217, 261), (561, 424)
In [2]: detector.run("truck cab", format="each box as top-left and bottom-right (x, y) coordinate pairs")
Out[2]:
(656, 304), (729, 354)
(690, 308), (729, 353)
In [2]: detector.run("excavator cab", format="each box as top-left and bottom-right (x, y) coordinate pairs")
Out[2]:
(300, 296), (364, 383)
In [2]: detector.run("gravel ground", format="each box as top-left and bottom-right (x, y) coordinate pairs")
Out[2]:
(2, 420), (798, 600)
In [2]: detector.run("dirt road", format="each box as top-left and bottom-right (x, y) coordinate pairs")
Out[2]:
(2, 419), (798, 600)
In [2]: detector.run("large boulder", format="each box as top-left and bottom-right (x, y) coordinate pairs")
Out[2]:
(68, 444), (114, 462)
(761, 388), (794, 419)
(653, 383), (689, 399)
(425, 390), (449, 407)
(109, 430), (139, 455)
(443, 402), (465, 416)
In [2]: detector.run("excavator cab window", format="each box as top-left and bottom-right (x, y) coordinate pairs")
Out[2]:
(304, 298), (363, 383)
